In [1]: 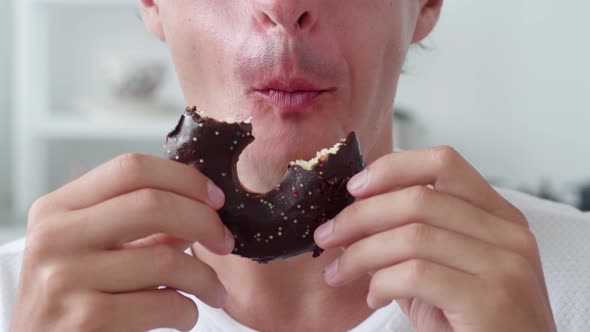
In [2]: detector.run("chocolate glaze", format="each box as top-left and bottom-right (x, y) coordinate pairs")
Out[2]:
(165, 107), (365, 263)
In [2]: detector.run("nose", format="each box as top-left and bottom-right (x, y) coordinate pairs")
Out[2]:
(253, 0), (318, 35)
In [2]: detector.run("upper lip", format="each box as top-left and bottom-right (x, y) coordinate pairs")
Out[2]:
(252, 77), (334, 93)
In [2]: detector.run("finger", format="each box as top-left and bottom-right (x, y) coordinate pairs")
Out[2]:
(61, 189), (233, 254)
(122, 233), (194, 251)
(347, 146), (526, 225)
(107, 289), (199, 332)
(324, 223), (519, 286)
(316, 186), (536, 262)
(367, 259), (484, 312)
(82, 245), (226, 309)
(51, 153), (225, 211)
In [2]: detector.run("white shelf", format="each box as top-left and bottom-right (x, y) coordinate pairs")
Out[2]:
(36, 114), (180, 140)
(13, 0), (173, 213)
(33, 0), (136, 7)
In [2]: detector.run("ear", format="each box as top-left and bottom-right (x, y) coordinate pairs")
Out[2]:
(139, 0), (166, 41)
(411, 0), (443, 43)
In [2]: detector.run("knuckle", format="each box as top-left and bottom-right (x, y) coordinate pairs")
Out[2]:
(404, 223), (431, 254)
(71, 296), (106, 331)
(516, 229), (541, 260)
(134, 188), (166, 215)
(39, 263), (73, 299)
(25, 223), (60, 257)
(405, 259), (429, 287)
(430, 145), (462, 171)
(499, 252), (532, 283)
(112, 153), (148, 183)
(405, 185), (430, 208)
(27, 196), (56, 230)
(487, 283), (515, 312)
(152, 245), (178, 270)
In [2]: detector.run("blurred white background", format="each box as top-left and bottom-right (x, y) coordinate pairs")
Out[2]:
(0, 0), (12, 208)
(1, 0), (589, 244)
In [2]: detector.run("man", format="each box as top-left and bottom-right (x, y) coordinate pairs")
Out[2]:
(2, 0), (589, 331)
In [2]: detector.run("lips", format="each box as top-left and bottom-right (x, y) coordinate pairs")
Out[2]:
(251, 78), (335, 113)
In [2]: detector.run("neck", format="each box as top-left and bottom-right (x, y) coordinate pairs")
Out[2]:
(194, 247), (375, 331)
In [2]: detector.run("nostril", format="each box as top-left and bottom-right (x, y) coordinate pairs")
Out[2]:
(257, 12), (277, 27)
(297, 11), (311, 28)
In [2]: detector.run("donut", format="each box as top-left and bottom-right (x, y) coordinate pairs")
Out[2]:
(164, 107), (365, 263)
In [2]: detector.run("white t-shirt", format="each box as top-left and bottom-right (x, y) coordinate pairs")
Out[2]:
(1, 188), (589, 331)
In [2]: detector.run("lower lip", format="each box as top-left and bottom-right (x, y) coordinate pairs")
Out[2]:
(254, 89), (328, 113)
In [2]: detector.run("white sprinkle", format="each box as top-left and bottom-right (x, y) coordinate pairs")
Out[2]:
(278, 232), (282, 236)
(284, 216), (288, 220)
(167, 150), (171, 154)
(221, 172), (227, 177)
(293, 219), (298, 224)
(281, 212), (285, 216)
(299, 184), (304, 188)
(269, 235), (274, 240)
(198, 123), (203, 127)
(215, 131), (219, 135)
(279, 227), (282, 230)
(297, 205), (301, 209)
(199, 159), (204, 163)
(240, 243), (244, 247)
(175, 156), (179, 160)
(301, 210), (306, 214)
(192, 137), (197, 142)
(308, 191), (312, 195)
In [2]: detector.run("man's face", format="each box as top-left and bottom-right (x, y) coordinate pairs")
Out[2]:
(142, 0), (441, 190)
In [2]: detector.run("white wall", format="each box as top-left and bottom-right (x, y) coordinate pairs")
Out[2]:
(397, 1), (590, 190)
(0, 0), (13, 206)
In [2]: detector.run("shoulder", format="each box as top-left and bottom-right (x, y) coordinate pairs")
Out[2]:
(496, 187), (590, 331)
(0, 238), (27, 330)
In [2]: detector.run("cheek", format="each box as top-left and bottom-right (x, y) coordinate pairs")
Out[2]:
(159, 2), (244, 112)
(339, 2), (412, 150)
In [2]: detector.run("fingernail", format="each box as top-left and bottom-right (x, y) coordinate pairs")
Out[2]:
(324, 258), (339, 281)
(207, 180), (225, 209)
(347, 169), (368, 194)
(315, 219), (334, 242)
(224, 227), (235, 252)
(217, 287), (227, 307)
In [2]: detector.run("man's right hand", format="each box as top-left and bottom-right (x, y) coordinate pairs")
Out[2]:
(11, 153), (234, 332)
